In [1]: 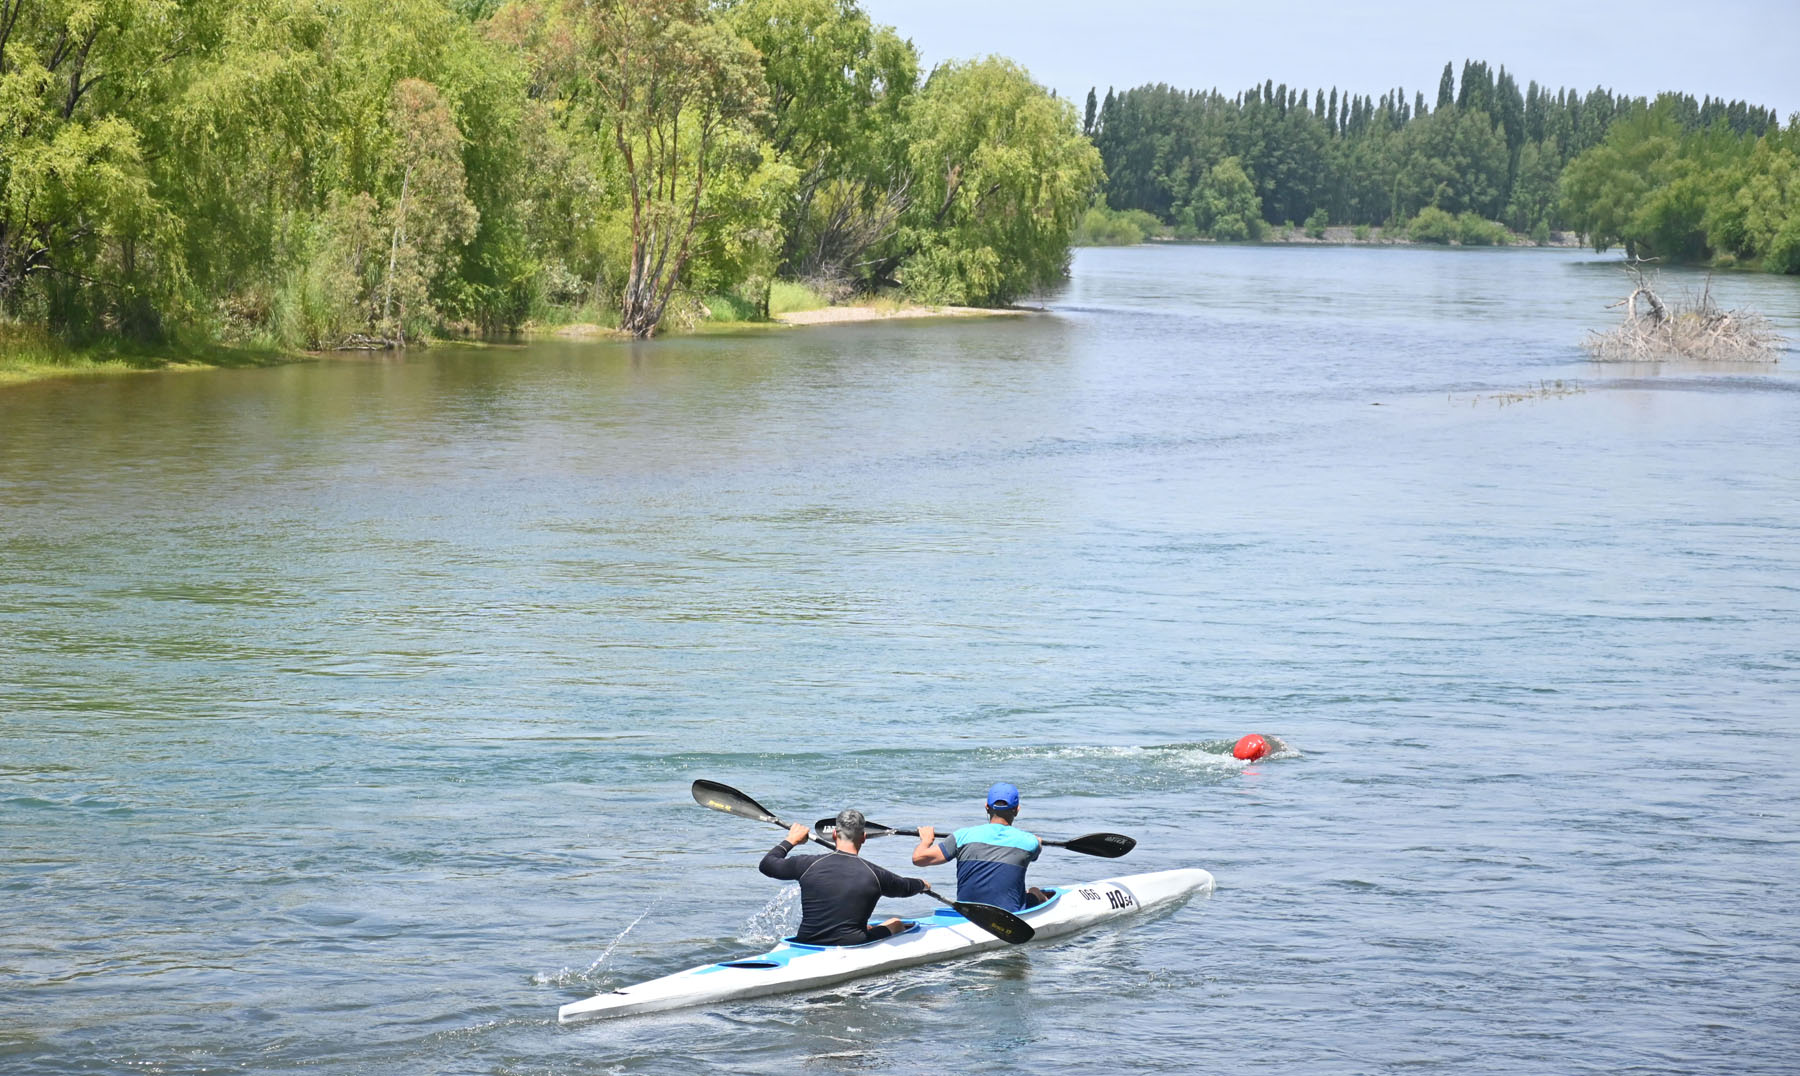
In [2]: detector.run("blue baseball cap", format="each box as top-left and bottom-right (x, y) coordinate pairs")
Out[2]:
(986, 782), (1020, 809)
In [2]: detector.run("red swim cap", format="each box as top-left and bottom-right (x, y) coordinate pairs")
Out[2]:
(1232, 733), (1269, 761)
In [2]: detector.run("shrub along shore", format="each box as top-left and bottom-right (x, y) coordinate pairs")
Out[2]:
(1075, 201), (1588, 248)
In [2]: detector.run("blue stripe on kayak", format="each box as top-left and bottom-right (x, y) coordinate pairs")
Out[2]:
(698, 923), (924, 974)
(698, 892), (1067, 973)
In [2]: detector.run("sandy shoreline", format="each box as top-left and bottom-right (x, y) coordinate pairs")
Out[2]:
(541, 302), (1030, 339)
(773, 304), (1030, 326)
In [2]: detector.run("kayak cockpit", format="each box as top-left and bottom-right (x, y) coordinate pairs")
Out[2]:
(711, 923), (926, 972)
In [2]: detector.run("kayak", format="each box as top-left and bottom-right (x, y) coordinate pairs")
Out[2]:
(557, 867), (1213, 1023)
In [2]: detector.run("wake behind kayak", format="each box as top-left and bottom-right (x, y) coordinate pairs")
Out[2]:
(557, 867), (1213, 1023)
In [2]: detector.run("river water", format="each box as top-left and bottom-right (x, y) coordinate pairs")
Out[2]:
(4, 245), (1798, 1074)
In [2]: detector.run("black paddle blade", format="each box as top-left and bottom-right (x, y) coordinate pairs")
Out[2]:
(692, 780), (781, 825)
(1056, 832), (1136, 858)
(954, 901), (1035, 944)
(815, 816), (898, 837)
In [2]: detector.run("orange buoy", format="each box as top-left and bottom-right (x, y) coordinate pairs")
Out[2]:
(1232, 733), (1269, 761)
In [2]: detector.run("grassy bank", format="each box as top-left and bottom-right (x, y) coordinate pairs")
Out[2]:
(0, 325), (292, 388)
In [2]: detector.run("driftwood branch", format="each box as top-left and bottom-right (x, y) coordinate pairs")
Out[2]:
(332, 333), (399, 351)
(1586, 263), (1780, 362)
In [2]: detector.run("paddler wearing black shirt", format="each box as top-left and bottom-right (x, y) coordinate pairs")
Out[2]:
(759, 808), (931, 946)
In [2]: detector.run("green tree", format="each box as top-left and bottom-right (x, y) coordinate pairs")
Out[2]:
(561, 0), (768, 336)
(891, 58), (1100, 305)
(726, 0), (918, 288)
(1706, 136), (1800, 270)
(0, 0), (188, 334)
(146, 0), (531, 343)
(376, 79), (480, 342)
(1504, 140), (1561, 231)
(1560, 107), (1686, 255)
(1199, 156), (1260, 240)
(1392, 107), (1507, 219)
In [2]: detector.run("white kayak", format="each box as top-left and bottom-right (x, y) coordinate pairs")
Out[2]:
(557, 867), (1213, 1023)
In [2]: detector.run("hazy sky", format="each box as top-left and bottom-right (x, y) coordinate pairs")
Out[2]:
(860, 0), (1800, 118)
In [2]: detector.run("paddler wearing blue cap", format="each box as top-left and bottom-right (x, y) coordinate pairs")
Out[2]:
(911, 782), (1049, 911)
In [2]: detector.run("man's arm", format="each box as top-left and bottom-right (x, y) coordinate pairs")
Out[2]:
(912, 824), (949, 866)
(759, 823), (814, 880)
(869, 859), (930, 899)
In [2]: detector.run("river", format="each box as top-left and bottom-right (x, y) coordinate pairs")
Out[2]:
(3, 245), (1798, 1074)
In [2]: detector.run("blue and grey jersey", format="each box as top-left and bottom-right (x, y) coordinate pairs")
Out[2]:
(937, 822), (1041, 911)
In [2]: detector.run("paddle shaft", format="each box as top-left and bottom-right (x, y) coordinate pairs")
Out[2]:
(888, 825), (1090, 849)
(815, 817), (1136, 858)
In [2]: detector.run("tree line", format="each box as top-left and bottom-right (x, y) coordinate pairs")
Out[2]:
(0, 0), (1099, 343)
(1085, 60), (1798, 272)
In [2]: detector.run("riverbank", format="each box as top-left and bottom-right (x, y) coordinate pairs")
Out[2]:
(1119, 225), (1588, 249)
(0, 326), (291, 389)
(2, 298), (1031, 388)
(1251, 224), (1587, 248)
(773, 302), (1029, 326)
(530, 297), (1028, 340)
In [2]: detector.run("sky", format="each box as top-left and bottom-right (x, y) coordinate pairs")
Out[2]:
(859, 0), (1800, 119)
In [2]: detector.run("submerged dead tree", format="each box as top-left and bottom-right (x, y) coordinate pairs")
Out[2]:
(1586, 262), (1781, 361)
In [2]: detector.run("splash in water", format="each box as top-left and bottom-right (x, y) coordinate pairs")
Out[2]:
(738, 885), (801, 947)
(531, 908), (651, 987)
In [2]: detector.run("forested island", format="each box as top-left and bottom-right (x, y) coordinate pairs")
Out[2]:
(1082, 62), (1798, 271)
(3, 2), (1797, 382)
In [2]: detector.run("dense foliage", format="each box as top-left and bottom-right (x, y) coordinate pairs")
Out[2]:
(0, 0), (1096, 344)
(1074, 199), (1163, 246)
(1088, 61), (1796, 271)
(1561, 107), (1800, 271)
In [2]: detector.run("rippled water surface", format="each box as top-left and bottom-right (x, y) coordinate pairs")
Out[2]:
(4, 245), (1799, 1074)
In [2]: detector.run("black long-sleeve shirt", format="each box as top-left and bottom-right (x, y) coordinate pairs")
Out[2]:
(758, 840), (928, 946)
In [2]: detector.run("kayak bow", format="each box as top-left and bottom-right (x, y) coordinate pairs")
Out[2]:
(557, 867), (1213, 1023)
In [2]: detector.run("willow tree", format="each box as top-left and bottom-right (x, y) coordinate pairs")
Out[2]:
(726, 0), (918, 289)
(0, 0), (183, 333)
(891, 58), (1100, 306)
(564, 0), (767, 337)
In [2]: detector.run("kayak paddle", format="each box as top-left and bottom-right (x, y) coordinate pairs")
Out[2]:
(690, 780), (1035, 945)
(817, 817), (1137, 858)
